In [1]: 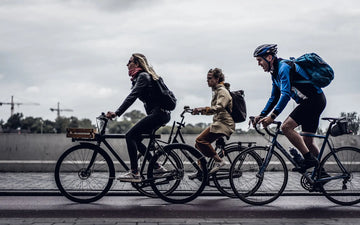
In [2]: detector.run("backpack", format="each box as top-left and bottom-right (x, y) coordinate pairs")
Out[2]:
(227, 90), (247, 123)
(153, 77), (177, 111)
(288, 53), (334, 88)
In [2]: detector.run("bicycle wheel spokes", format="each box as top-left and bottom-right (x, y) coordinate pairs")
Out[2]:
(212, 145), (246, 198)
(230, 146), (288, 205)
(149, 144), (207, 204)
(55, 145), (114, 203)
(321, 147), (360, 205)
(131, 154), (158, 198)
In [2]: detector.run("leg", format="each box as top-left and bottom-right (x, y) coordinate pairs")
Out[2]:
(281, 116), (318, 172)
(281, 117), (310, 155)
(126, 111), (170, 172)
(303, 134), (320, 157)
(195, 127), (223, 161)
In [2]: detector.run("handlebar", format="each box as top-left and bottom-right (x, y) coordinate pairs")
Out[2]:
(180, 105), (194, 118)
(249, 116), (282, 137)
(96, 112), (109, 135)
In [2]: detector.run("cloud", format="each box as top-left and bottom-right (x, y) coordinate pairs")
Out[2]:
(0, 0), (359, 128)
(25, 86), (40, 93)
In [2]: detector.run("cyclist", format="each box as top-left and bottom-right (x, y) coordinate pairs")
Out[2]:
(106, 53), (170, 182)
(192, 68), (235, 173)
(252, 44), (326, 173)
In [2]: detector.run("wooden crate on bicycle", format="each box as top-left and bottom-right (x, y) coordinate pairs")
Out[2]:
(66, 128), (96, 139)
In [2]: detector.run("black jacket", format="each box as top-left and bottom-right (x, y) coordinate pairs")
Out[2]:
(115, 72), (163, 116)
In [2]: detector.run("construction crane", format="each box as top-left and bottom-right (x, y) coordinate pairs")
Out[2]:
(0, 96), (40, 117)
(50, 102), (73, 117)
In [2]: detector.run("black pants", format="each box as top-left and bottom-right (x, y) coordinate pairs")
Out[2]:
(125, 109), (170, 172)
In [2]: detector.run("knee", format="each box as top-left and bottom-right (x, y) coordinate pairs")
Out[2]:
(195, 136), (207, 146)
(281, 122), (292, 135)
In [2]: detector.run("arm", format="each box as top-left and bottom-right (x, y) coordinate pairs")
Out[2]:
(203, 88), (230, 115)
(115, 73), (150, 117)
(259, 63), (292, 127)
(260, 82), (280, 117)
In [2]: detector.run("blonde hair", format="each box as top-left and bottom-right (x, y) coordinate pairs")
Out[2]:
(132, 53), (160, 80)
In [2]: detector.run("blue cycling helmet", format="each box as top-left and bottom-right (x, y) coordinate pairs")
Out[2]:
(253, 44), (278, 57)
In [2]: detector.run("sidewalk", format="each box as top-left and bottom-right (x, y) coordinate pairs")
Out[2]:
(0, 172), (313, 195)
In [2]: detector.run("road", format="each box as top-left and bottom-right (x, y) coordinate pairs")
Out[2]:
(0, 195), (359, 224)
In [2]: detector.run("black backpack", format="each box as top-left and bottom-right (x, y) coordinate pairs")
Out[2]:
(154, 77), (177, 111)
(227, 90), (247, 123)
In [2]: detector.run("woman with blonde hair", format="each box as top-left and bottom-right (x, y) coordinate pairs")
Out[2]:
(192, 68), (235, 173)
(107, 53), (170, 182)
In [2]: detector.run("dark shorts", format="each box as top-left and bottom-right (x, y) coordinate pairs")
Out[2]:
(289, 92), (326, 133)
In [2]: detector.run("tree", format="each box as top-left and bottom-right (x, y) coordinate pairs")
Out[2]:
(54, 116), (70, 133)
(123, 110), (146, 123)
(340, 112), (360, 135)
(3, 113), (23, 131)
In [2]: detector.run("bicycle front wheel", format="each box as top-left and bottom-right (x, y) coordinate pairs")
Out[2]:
(211, 144), (247, 198)
(148, 143), (208, 204)
(54, 144), (115, 203)
(320, 146), (360, 205)
(230, 146), (288, 205)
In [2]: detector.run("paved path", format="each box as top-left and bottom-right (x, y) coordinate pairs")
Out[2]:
(0, 217), (358, 225)
(0, 195), (359, 225)
(0, 172), (310, 194)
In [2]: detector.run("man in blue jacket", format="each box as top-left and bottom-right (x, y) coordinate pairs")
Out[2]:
(253, 44), (326, 172)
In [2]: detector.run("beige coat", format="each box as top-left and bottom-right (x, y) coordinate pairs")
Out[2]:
(203, 84), (235, 137)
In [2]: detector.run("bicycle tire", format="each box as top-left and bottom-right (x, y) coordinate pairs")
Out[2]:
(132, 150), (182, 198)
(148, 143), (208, 204)
(131, 153), (157, 198)
(320, 146), (360, 206)
(210, 144), (247, 198)
(54, 143), (115, 203)
(230, 146), (288, 205)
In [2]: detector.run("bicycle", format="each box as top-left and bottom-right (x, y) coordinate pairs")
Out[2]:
(136, 106), (255, 198)
(54, 113), (208, 204)
(229, 116), (360, 206)
(173, 106), (256, 198)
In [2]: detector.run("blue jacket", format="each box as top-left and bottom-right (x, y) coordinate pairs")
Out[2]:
(260, 58), (322, 117)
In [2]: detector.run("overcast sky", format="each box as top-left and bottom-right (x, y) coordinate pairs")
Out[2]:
(0, 0), (359, 130)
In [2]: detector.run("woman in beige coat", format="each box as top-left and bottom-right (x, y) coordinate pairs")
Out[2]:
(192, 68), (235, 174)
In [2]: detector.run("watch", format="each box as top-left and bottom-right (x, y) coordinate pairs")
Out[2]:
(270, 113), (276, 119)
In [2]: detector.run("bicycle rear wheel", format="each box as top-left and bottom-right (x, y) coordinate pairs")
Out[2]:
(320, 146), (360, 205)
(211, 144), (246, 198)
(230, 146), (288, 205)
(148, 143), (208, 204)
(54, 144), (115, 203)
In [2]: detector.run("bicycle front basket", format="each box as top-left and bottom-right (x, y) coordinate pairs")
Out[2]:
(66, 128), (96, 139)
(330, 121), (352, 137)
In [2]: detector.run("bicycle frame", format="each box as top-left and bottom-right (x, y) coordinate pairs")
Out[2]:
(70, 113), (181, 182)
(255, 117), (351, 185)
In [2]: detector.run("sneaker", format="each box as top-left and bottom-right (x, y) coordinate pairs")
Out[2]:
(209, 160), (226, 174)
(153, 165), (167, 177)
(117, 171), (141, 183)
(293, 157), (319, 173)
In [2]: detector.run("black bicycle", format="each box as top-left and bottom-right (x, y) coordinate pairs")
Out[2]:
(230, 116), (360, 206)
(135, 106), (255, 198)
(54, 113), (208, 204)
(171, 106), (255, 198)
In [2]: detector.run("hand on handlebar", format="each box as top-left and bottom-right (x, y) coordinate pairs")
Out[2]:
(106, 111), (116, 120)
(251, 115), (263, 127)
(192, 107), (205, 115)
(258, 116), (274, 128)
